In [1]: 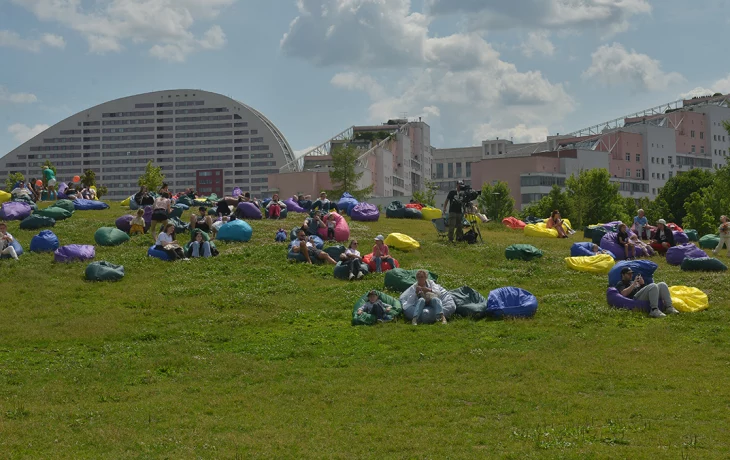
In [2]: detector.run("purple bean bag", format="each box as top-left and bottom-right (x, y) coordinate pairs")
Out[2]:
(606, 287), (665, 313)
(54, 244), (95, 263)
(599, 232), (647, 260)
(351, 202), (380, 222)
(57, 182), (68, 194)
(0, 201), (32, 221)
(666, 244), (707, 266)
(232, 187), (242, 198)
(338, 193), (359, 216)
(603, 221), (623, 229)
(236, 201), (262, 220)
(673, 231), (689, 245)
(143, 206), (153, 229)
(116, 215), (135, 233)
(283, 198), (306, 213)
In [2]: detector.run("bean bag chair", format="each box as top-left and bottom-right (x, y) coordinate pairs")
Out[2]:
(94, 227), (131, 247)
(0, 239), (23, 259)
(142, 206), (153, 229)
(673, 231), (689, 245)
(337, 193), (359, 216)
(19, 215), (56, 230)
(57, 182), (68, 194)
(129, 197), (140, 211)
(385, 201), (406, 218)
(316, 212), (350, 242)
(486, 287), (538, 318)
(167, 216), (189, 234)
(236, 201), (262, 220)
(231, 187), (242, 198)
(523, 223), (556, 238)
(168, 206), (185, 219)
(503, 217), (526, 229)
(405, 203), (424, 210)
(362, 253), (400, 272)
(334, 261), (370, 280)
(121, 196), (131, 206)
(606, 287), (664, 312)
(420, 207), (442, 221)
(53, 199), (75, 213)
(34, 206), (73, 221)
(73, 199), (109, 211)
(352, 290), (403, 326)
(565, 253), (615, 274)
(450, 286), (489, 319)
(589, 226), (609, 245)
(403, 207), (423, 219)
(85, 261), (125, 282)
(175, 203), (190, 212)
(666, 244), (707, 266)
(350, 203), (380, 222)
(176, 195), (193, 207)
(324, 245), (346, 261)
(685, 229), (698, 242)
(284, 198), (306, 213)
(147, 245), (173, 261)
(384, 233), (420, 251)
(30, 230), (59, 252)
(699, 234), (720, 249)
(286, 238), (326, 263)
(608, 260), (657, 287)
(505, 244), (543, 261)
(667, 223), (684, 232)
(384, 268), (438, 292)
(115, 215), (135, 233)
(669, 286), (709, 313)
(680, 257), (728, 272)
(599, 232), (648, 260)
(54, 244), (95, 263)
(0, 201), (32, 221)
(0, 190), (10, 203)
(217, 220), (253, 242)
(571, 242), (616, 259)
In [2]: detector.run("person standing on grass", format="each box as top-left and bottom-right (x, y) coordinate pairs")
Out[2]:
(0, 222), (19, 260)
(633, 209), (648, 240)
(442, 180), (464, 243)
(372, 235), (395, 273)
(150, 192), (171, 236)
(400, 270), (449, 325)
(291, 229), (336, 265)
(615, 267), (679, 318)
(43, 166), (57, 201)
(713, 215), (730, 257)
(649, 219), (675, 254)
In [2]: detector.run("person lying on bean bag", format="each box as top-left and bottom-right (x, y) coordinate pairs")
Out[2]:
(290, 229), (336, 265)
(190, 206), (214, 234)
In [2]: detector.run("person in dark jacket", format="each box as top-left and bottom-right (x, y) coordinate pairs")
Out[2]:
(649, 219), (675, 254)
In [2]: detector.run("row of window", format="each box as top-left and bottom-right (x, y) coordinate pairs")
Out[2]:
(175, 131), (233, 138)
(175, 139), (232, 146)
(176, 148), (233, 154)
(175, 115), (233, 123)
(624, 153), (640, 162)
(43, 137), (81, 143)
(433, 162), (472, 180)
(520, 175), (566, 187)
(250, 145), (270, 151)
(102, 119), (155, 126)
(176, 123), (233, 131)
(689, 130), (705, 139)
(714, 134), (728, 142)
(102, 111), (154, 118)
(102, 135), (155, 141)
(103, 143), (155, 149)
(176, 108), (229, 114)
(103, 127), (155, 134)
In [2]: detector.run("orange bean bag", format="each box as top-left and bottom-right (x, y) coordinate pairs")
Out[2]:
(405, 203), (424, 210)
(362, 253), (400, 272)
(502, 217), (526, 229)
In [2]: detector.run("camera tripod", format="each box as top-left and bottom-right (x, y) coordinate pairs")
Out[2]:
(462, 212), (483, 243)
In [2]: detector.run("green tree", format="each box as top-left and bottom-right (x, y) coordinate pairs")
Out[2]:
(683, 190), (716, 236)
(623, 196), (638, 220)
(96, 185), (108, 199)
(477, 181), (515, 221)
(137, 161), (165, 191)
(521, 185), (571, 220)
(328, 145), (373, 201)
(412, 179), (438, 207)
(81, 169), (96, 188)
(564, 168), (627, 228)
(5, 172), (25, 192)
(654, 169), (714, 225)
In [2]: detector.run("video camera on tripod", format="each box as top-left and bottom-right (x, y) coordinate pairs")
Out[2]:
(457, 184), (483, 243)
(457, 184), (481, 206)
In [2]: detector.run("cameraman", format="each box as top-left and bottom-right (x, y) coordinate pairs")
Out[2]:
(442, 180), (465, 243)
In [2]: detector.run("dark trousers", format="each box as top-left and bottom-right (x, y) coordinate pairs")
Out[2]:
(447, 212), (464, 242)
(155, 245), (185, 260)
(347, 258), (362, 275)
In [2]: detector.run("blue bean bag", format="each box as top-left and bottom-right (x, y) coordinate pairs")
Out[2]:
(571, 242), (616, 259)
(236, 202), (262, 220)
(129, 196), (139, 211)
(606, 287), (664, 313)
(54, 244), (95, 263)
(0, 201), (32, 221)
(0, 239), (23, 259)
(147, 245), (173, 261)
(680, 257), (728, 272)
(350, 203), (380, 222)
(674, 231), (689, 245)
(85, 261), (125, 281)
(216, 220), (253, 242)
(666, 244), (707, 266)
(338, 192), (359, 216)
(486, 287), (538, 318)
(20, 215), (56, 230)
(608, 260), (657, 287)
(30, 230), (60, 252)
(600, 232), (648, 260)
(73, 199), (109, 211)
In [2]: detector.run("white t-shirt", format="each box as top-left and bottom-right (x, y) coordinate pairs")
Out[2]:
(345, 248), (360, 258)
(212, 220), (226, 232)
(0, 232), (14, 250)
(156, 232), (174, 246)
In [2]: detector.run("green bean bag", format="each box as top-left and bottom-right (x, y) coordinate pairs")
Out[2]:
(19, 214), (56, 230)
(385, 201), (406, 218)
(168, 206), (184, 219)
(34, 206), (73, 221)
(383, 268), (438, 292)
(505, 244), (543, 261)
(680, 257), (728, 272)
(699, 234), (720, 249)
(685, 229), (698, 242)
(334, 261), (370, 280)
(324, 245), (346, 261)
(352, 290), (403, 326)
(403, 207), (423, 219)
(176, 195), (193, 207)
(449, 286), (489, 319)
(168, 216), (189, 234)
(591, 226), (609, 245)
(94, 227), (131, 246)
(52, 199), (75, 213)
(85, 261), (125, 281)
(189, 228), (211, 242)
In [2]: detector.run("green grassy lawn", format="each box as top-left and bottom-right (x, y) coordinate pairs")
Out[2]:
(1, 203), (729, 459)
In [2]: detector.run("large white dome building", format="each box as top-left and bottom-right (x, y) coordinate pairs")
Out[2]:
(0, 89), (295, 200)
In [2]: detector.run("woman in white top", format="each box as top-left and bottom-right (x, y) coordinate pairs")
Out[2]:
(342, 240), (365, 280)
(150, 192), (171, 236)
(400, 270), (451, 325)
(0, 222), (19, 260)
(154, 223), (185, 260)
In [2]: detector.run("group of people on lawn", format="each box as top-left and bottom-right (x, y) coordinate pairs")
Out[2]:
(10, 169), (96, 203)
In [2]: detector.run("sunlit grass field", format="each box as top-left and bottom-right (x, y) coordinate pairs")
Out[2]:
(1, 202), (729, 459)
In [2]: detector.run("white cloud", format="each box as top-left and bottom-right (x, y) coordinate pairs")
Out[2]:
(8, 123), (50, 143)
(521, 31), (555, 58)
(679, 87), (716, 99)
(0, 29), (65, 52)
(680, 74), (730, 99)
(10, 0), (234, 61)
(0, 86), (38, 104)
(331, 72), (386, 100)
(583, 43), (684, 91)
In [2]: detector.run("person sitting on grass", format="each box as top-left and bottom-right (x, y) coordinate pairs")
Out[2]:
(134, 186), (154, 206)
(150, 192), (171, 236)
(189, 230), (212, 258)
(80, 185), (96, 200)
(291, 229), (336, 265)
(158, 183), (170, 196)
(357, 290), (394, 322)
(302, 211), (326, 236)
(64, 183), (78, 200)
(311, 191), (338, 213)
(615, 267), (679, 318)
(190, 206), (213, 234)
(649, 219), (675, 255)
(400, 270), (449, 325)
(342, 239), (365, 280)
(713, 215), (730, 257)
(617, 223), (636, 259)
(266, 193), (287, 219)
(0, 222), (19, 261)
(546, 210), (568, 238)
(155, 223), (186, 261)
(296, 194), (312, 210)
(130, 209), (146, 236)
(372, 235), (395, 273)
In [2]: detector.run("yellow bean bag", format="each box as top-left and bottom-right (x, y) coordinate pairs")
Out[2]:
(669, 286), (709, 313)
(524, 219), (572, 238)
(421, 207), (442, 220)
(121, 196), (131, 206)
(0, 190), (10, 204)
(564, 253), (615, 274)
(384, 233), (420, 251)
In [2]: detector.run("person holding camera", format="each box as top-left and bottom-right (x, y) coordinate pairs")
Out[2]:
(615, 267), (679, 318)
(443, 180), (465, 243)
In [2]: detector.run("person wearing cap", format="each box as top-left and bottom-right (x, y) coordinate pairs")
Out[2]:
(443, 180), (465, 243)
(311, 191), (338, 213)
(372, 235), (395, 273)
(356, 290), (394, 322)
(400, 270), (450, 325)
(649, 219), (675, 254)
(0, 222), (19, 260)
(615, 267), (679, 318)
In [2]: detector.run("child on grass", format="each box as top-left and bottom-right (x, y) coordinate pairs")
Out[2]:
(130, 208), (145, 235)
(327, 214), (336, 240)
(617, 223), (636, 259)
(356, 290), (394, 322)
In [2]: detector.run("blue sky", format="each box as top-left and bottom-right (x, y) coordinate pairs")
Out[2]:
(1, 0), (729, 158)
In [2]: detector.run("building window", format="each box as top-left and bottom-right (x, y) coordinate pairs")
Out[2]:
(669, 171), (673, 178)
(635, 169), (641, 178)
(661, 158), (665, 164)
(691, 130), (695, 138)
(636, 154), (640, 162)
(466, 162), (471, 178)
(651, 157), (654, 163)
(691, 145), (696, 153)
(652, 173), (655, 179)
(447, 163), (453, 178)
(625, 153), (630, 161)
(662, 174), (665, 180)
(700, 132), (704, 139)
(455, 162), (462, 177)
(701, 146), (705, 154)
(435, 163), (444, 179)
(652, 188), (656, 194)
(625, 168), (630, 177)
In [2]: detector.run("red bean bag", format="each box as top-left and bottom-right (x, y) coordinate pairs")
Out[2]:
(502, 217), (526, 229)
(405, 203), (424, 210)
(316, 212), (350, 242)
(362, 253), (400, 273)
(667, 223), (683, 232)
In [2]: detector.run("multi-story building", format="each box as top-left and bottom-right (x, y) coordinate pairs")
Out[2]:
(0, 89), (296, 200)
